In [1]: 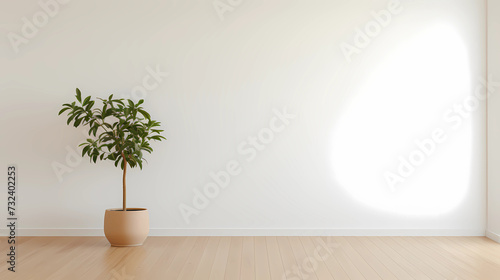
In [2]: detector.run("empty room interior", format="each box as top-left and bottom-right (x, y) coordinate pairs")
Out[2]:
(3, 0), (500, 279)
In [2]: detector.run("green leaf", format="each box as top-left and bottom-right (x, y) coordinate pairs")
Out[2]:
(58, 107), (70, 115)
(83, 96), (91, 105)
(85, 100), (95, 111)
(76, 88), (82, 102)
(127, 99), (134, 108)
(138, 109), (151, 120)
(74, 117), (82, 127)
(67, 114), (75, 125)
(82, 146), (90, 157)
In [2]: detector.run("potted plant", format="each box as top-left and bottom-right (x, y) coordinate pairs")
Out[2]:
(58, 88), (166, 246)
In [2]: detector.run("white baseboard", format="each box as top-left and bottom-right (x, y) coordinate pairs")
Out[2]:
(0, 228), (486, 237)
(486, 230), (500, 243)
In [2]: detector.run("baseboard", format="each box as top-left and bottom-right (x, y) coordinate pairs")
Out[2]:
(0, 228), (486, 237)
(486, 230), (500, 243)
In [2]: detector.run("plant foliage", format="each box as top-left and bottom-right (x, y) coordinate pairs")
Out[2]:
(58, 88), (166, 170)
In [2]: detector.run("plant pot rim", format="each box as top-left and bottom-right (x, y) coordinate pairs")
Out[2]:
(106, 208), (148, 212)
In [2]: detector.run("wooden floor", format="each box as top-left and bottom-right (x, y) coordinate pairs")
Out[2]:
(2, 236), (500, 279)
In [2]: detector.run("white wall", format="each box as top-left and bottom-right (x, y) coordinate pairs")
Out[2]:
(0, 0), (486, 236)
(487, 0), (500, 242)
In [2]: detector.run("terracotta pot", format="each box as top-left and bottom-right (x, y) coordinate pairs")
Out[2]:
(104, 208), (149, 246)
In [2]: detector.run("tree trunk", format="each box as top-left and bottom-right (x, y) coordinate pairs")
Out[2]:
(122, 152), (127, 212)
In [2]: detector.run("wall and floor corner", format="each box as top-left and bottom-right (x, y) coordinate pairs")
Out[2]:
(487, 0), (500, 243)
(0, 0), (488, 237)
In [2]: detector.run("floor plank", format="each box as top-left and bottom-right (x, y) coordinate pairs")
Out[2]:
(209, 237), (231, 280)
(193, 237), (221, 280)
(240, 237), (256, 280)
(345, 236), (398, 280)
(254, 236), (271, 280)
(378, 236), (448, 280)
(335, 236), (382, 280)
(288, 236), (320, 280)
(356, 236), (418, 280)
(276, 235), (304, 279)
(178, 237), (210, 280)
(265, 236), (286, 280)
(298, 236), (336, 280)
(224, 237), (243, 280)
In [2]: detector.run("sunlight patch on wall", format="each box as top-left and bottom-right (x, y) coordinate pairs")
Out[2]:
(331, 24), (471, 216)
